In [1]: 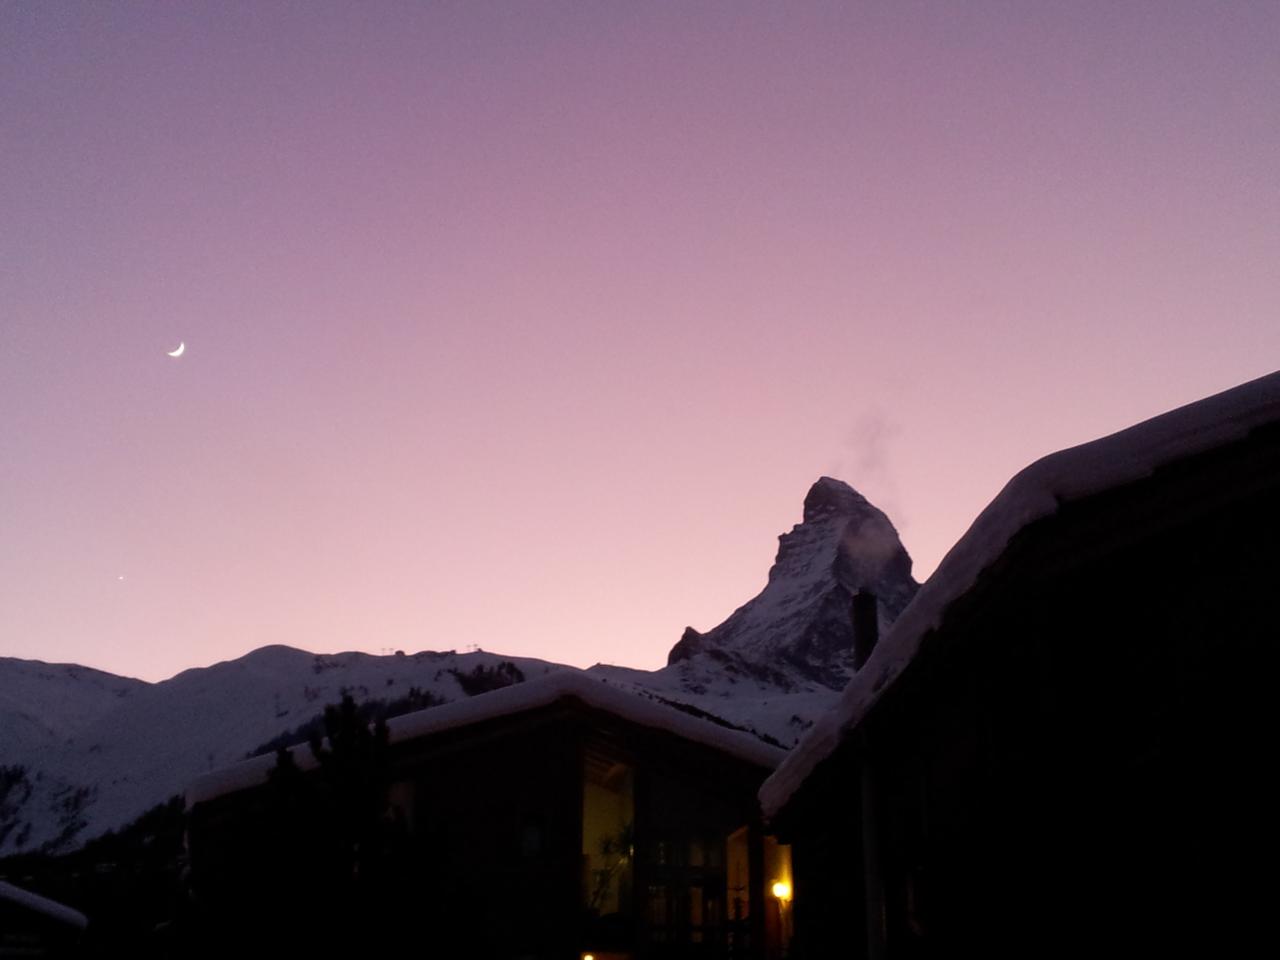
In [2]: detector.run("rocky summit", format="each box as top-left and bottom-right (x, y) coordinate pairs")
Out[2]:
(665, 477), (919, 689)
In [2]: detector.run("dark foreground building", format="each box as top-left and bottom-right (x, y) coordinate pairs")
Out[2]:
(188, 672), (793, 959)
(761, 371), (1280, 958)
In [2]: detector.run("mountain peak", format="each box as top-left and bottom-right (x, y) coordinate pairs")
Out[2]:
(802, 476), (873, 523)
(664, 477), (919, 688)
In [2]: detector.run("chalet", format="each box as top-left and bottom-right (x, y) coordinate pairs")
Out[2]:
(187, 671), (794, 959)
(760, 371), (1280, 957)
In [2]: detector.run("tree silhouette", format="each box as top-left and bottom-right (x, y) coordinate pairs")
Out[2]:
(257, 694), (404, 953)
(307, 693), (392, 885)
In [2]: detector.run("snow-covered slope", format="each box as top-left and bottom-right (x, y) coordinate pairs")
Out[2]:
(0, 646), (568, 854)
(592, 477), (919, 746)
(0, 659), (145, 762)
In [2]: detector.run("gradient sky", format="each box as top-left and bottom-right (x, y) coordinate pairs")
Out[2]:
(3, 2), (1278, 682)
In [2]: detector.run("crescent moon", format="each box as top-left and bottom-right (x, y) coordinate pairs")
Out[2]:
(167, 342), (185, 358)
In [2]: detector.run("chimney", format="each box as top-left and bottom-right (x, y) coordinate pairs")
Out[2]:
(851, 590), (879, 670)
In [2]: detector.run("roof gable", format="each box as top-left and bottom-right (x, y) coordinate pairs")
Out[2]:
(189, 670), (785, 806)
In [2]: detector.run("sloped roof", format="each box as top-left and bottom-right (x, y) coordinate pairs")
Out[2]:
(760, 370), (1280, 819)
(188, 670), (786, 806)
(0, 880), (88, 930)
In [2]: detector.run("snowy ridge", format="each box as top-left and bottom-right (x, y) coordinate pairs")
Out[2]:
(0, 659), (145, 761)
(760, 370), (1280, 819)
(188, 671), (787, 806)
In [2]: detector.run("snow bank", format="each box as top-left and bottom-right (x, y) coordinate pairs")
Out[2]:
(760, 370), (1280, 819)
(0, 880), (88, 930)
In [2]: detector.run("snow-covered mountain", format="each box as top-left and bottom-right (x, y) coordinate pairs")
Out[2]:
(0, 477), (916, 855)
(591, 477), (919, 745)
(672, 476), (916, 686)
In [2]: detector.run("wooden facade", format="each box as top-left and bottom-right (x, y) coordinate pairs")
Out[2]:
(189, 692), (790, 959)
(769, 407), (1280, 956)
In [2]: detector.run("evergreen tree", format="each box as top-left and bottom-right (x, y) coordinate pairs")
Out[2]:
(258, 694), (409, 952)
(305, 693), (392, 886)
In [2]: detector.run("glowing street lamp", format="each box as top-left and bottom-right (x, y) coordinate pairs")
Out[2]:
(771, 879), (793, 945)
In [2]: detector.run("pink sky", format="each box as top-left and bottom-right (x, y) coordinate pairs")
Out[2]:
(3, 2), (1278, 682)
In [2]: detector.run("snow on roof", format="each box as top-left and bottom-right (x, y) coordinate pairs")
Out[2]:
(760, 370), (1280, 819)
(0, 880), (89, 930)
(188, 670), (786, 806)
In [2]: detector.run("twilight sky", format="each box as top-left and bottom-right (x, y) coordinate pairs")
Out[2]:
(3, 2), (1278, 683)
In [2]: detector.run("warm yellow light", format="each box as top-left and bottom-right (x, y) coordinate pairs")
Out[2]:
(583, 954), (596, 960)
(771, 880), (792, 901)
